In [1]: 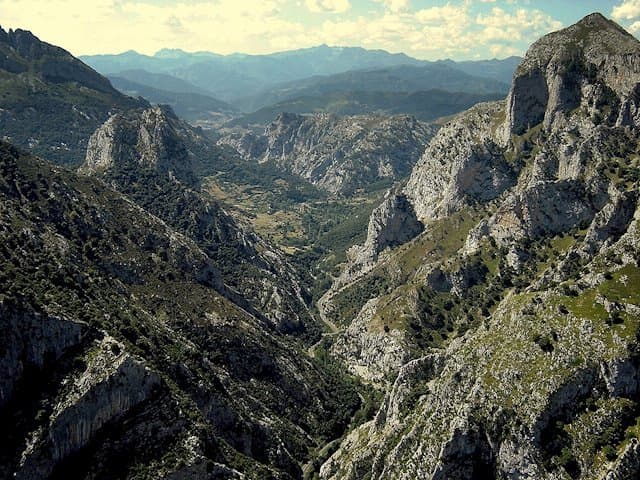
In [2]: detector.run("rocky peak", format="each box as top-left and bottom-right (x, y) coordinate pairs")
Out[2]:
(504, 12), (640, 138)
(81, 106), (195, 185)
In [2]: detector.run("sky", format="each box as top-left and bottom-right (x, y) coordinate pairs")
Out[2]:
(1, 0), (640, 60)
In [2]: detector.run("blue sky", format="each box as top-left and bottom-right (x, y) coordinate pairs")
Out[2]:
(1, 0), (638, 59)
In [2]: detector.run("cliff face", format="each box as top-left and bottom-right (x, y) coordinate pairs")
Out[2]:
(219, 112), (437, 195)
(82, 106), (196, 185)
(504, 13), (640, 138)
(405, 101), (516, 222)
(320, 13), (640, 479)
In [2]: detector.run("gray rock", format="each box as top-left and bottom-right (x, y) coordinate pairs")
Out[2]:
(0, 304), (87, 409)
(405, 101), (515, 222)
(219, 112), (437, 195)
(81, 106), (196, 185)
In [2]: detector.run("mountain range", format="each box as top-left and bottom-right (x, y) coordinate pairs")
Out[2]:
(107, 75), (236, 123)
(1, 11), (640, 480)
(81, 46), (516, 113)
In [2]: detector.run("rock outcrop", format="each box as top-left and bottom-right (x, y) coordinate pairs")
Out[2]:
(16, 338), (161, 479)
(330, 298), (411, 383)
(320, 13), (640, 480)
(504, 13), (640, 138)
(0, 305), (88, 409)
(82, 106), (196, 185)
(347, 191), (423, 270)
(219, 112), (437, 195)
(405, 101), (516, 222)
(80, 107), (314, 334)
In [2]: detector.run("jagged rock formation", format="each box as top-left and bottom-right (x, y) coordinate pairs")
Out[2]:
(504, 13), (640, 137)
(319, 13), (640, 479)
(80, 106), (314, 334)
(219, 113), (437, 195)
(348, 191), (423, 269)
(82, 105), (196, 184)
(0, 141), (359, 479)
(405, 101), (516, 222)
(329, 297), (411, 383)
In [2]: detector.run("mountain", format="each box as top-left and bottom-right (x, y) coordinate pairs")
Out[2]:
(108, 75), (235, 124)
(5, 11), (640, 480)
(0, 140), (359, 479)
(0, 26), (145, 165)
(234, 64), (510, 112)
(219, 112), (438, 195)
(81, 45), (426, 102)
(79, 105), (315, 335)
(226, 89), (505, 127)
(109, 68), (213, 95)
(317, 13), (640, 479)
(81, 46), (516, 107)
(438, 56), (522, 84)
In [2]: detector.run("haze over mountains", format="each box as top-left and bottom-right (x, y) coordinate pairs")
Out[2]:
(2, 11), (640, 480)
(81, 46), (517, 124)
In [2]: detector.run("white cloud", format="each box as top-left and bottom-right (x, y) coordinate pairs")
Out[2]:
(375, 0), (410, 13)
(415, 3), (469, 25)
(0, 0), (564, 60)
(305, 0), (351, 14)
(0, 0), (308, 55)
(476, 7), (562, 44)
(612, 0), (640, 20)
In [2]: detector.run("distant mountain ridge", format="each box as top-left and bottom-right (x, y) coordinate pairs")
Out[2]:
(108, 75), (235, 123)
(219, 112), (438, 195)
(110, 68), (212, 95)
(81, 45), (519, 105)
(436, 56), (522, 85)
(233, 63), (510, 112)
(227, 89), (505, 127)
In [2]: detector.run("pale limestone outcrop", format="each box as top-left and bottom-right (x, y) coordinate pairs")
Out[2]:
(15, 337), (161, 479)
(404, 101), (515, 222)
(81, 106), (195, 185)
(219, 112), (437, 195)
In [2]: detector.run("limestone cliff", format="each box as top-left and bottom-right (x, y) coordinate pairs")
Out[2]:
(320, 13), (640, 479)
(219, 112), (437, 195)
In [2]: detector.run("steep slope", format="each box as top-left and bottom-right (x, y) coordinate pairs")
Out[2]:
(0, 26), (145, 165)
(0, 141), (360, 479)
(319, 13), (640, 479)
(219, 112), (437, 195)
(226, 89), (505, 127)
(79, 106), (315, 335)
(234, 64), (510, 112)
